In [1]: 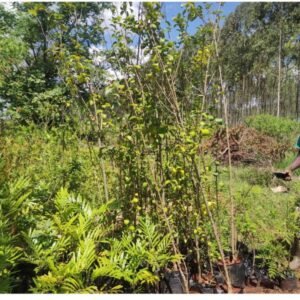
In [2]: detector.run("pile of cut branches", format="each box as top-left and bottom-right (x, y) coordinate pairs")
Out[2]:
(205, 125), (289, 166)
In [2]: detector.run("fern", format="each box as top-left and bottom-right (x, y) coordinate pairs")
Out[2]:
(26, 189), (116, 293)
(0, 243), (21, 292)
(98, 284), (123, 294)
(5, 187), (178, 293)
(134, 269), (159, 286)
(0, 177), (31, 292)
(92, 217), (181, 292)
(67, 238), (96, 274)
(62, 277), (98, 294)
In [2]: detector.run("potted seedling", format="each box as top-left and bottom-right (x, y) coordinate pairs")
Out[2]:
(279, 269), (298, 291)
(216, 255), (246, 289)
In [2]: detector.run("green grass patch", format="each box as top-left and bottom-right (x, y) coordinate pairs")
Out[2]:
(245, 114), (300, 144)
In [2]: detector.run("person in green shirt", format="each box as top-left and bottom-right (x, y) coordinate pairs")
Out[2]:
(285, 135), (300, 178)
(286, 136), (300, 270)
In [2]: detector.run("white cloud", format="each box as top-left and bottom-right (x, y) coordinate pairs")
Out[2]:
(89, 3), (151, 83)
(106, 68), (124, 82)
(129, 45), (151, 65)
(1, 2), (15, 11)
(102, 2), (141, 30)
(88, 45), (107, 66)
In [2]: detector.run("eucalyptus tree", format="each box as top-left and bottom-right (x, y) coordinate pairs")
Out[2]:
(221, 2), (300, 120)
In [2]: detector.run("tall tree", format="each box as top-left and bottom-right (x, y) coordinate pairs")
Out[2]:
(221, 2), (300, 121)
(0, 2), (112, 125)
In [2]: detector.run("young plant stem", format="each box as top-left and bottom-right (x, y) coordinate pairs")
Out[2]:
(191, 175), (203, 280)
(212, 10), (237, 261)
(277, 26), (282, 117)
(192, 156), (233, 293)
(149, 161), (189, 293)
(195, 218), (202, 280)
(90, 84), (109, 203)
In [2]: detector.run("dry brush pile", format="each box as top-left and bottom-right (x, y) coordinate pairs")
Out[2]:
(205, 125), (289, 166)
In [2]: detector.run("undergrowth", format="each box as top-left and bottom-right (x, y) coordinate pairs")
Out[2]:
(245, 114), (300, 144)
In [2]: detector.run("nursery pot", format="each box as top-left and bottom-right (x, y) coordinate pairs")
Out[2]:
(200, 283), (217, 294)
(227, 261), (246, 288)
(163, 271), (184, 294)
(219, 261), (246, 288)
(190, 283), (217, 294)
(280, 277), (298, 291)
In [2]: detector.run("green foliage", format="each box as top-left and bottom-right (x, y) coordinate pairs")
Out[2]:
(0, 178), (31, 292)
(23, 188), (116, 293)
(0, 180), (179, 293)
(0, 2), (112, 124)
(93, 218), (180, 292)
(233, 166), (273, 186)
(221, 3), (300, 119)
(256, 242), (290, 280)
(1, 1), (300, 294)
(0, 125), (113, 203)
(245, 114), (300, 142)
(231, 169), (299, 278)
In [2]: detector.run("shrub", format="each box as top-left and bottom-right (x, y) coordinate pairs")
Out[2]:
(245, 114), (300, 143)
(0, 124), (113, 204)
(233, 176), (299, 278)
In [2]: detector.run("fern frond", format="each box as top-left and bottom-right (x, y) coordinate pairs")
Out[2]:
(66, 238), (96, 274)
(133, 269), (159, 286)
(92, 256), (125, 281)
(62, 277), (98, 294)
(98, 284), (123, 294)
(54, 187), (70, 212)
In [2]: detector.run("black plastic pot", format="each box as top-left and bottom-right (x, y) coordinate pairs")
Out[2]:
(190, 283), (217, 294)
(162, 271), (184, 294)
(227, 262), (246, 288)
(217, 261), (246, 288)
(280, 277), (298, 291)
(200, 284), (217, 294)
(214, 271), (226, 285)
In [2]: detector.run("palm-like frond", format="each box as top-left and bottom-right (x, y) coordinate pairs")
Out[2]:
(31, 237), (98, 293)
(0, 177), (31, 292)
(92, 255), (128, 281)
(133, 269), (159, 286)
(66, 238), (96, 274)
(92, 217), (180, 292)
(26, 186), (110, 294)
(98, 284), (123, 294)
(136, 217), (181, 271)
(62, 277), (98, 294)
(0, 243), (21, 292)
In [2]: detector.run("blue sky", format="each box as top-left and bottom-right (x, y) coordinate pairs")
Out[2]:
(103, 2), (241, 50)
(163, 2), (240, 18)
(161, 2), (240, 40)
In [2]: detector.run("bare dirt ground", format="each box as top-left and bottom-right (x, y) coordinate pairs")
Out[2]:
(189, 273), (300, 294)
(189, 283), (300, 294)
(242, 284), (300, 294)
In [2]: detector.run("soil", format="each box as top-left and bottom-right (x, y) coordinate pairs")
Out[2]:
(189, 270), (300, 294)
(189, 281), (300, 294)
(203, 125), (289, 166)
(242, 284), (300, 294)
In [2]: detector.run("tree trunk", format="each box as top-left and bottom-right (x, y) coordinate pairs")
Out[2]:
(277, 27), (282, 117)
(296, 56), (300, 120)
